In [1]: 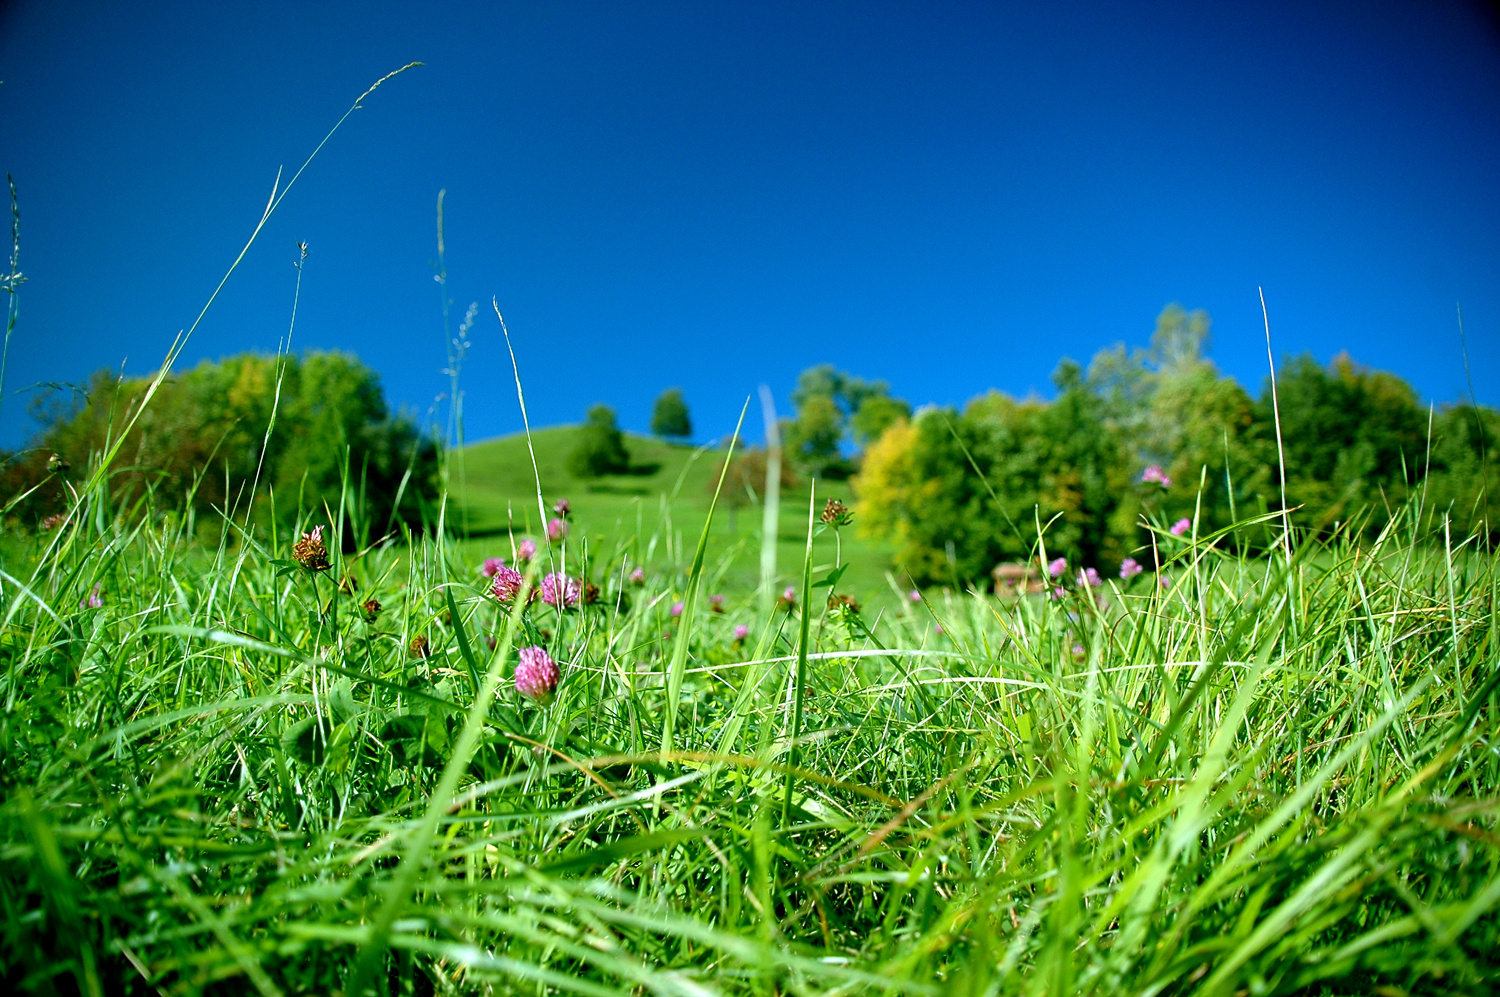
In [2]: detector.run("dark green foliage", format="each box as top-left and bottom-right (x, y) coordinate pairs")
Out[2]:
(0, 351), (439, 537)
(857, 305), (1497, 586)
(649, 387), (692, 440)
(566, 403), (631, 478)
(1254, 351), (1427, 529)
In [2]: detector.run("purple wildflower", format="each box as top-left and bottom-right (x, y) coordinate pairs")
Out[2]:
(1170, 518), (1192, 536)
(909, 589), (922, 603)
(514, 645), (560, 704)
(546, 518), (569, 542)
(490, 565), (528, 604)
(670, 601), (684, 618)
(1050, 586), (1066, 600)
(1079, 567), (1102, 588)
(1047, 557), (1067, 578)
(1142, 464), (1172, 487)
(934, 623), (944, 635)
(482, 557), (505, 578)
(540, 572), (581, 608)
(1119, 557), (1143, 579)
(553, 497), (571, 517)
(517, 539), (537, 561)
(80, 583), (103, 610)
(40, 513), (64, 531)
(629, 566), (646, 585)
(709, 593), (725, 612)
(733, 624), (750, 640)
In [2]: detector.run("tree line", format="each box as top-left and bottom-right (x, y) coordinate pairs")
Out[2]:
(2, 351), (439, 540)
(774, 306), (1493, 585)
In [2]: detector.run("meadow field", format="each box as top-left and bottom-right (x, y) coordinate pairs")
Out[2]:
(451, 425), (896, 599)
(2, 451), (1498, 994)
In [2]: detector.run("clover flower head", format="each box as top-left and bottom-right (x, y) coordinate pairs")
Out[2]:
(514, 645), (560, 704)
(629, 567), (646, 585)
(40, 513), (64, 532)
(821, 498), (853, 527)
(80, 583), (103, 610)
(909, 589), (922, 603)
(409, 634), (430, 659)
(552, 498), (571, 518)
(482, 557), (505, 578)
(491, 565), (528, 604)
(361, 597), (382, 622)
(709, 594), (724, 613)
(1047, 557), (1067, 578)
(670, 601), (684, 618)
(1170, 518), (1192, 536)
(1142, 464), (1172, 487)
(1119, 557), (1144, 579)
(733, 624), (750, 640)
(1079, 567), (1102, 588)
(293, 525), (331, 572)
(783, 586), (796, 602)
(546, 518), (569, 542)
(540, 572), (581, 608)
(1050, 586), (1065, 600)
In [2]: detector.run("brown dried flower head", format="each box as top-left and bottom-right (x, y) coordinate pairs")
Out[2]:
(338, 574), (359, 594)
(361, 598), (382, 623)
(821, 498), (853, 527)
(827, 592), (861, 614)
(409, 634), (431, 659)
(293, 525), (331, 572)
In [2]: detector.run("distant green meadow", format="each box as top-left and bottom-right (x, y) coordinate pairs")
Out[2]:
(451, 426), (898, 602)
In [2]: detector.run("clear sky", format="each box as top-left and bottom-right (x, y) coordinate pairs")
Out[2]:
(2, 1), (1498, 449)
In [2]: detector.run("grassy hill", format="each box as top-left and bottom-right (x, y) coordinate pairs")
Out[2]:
(448, 426), (899, 600)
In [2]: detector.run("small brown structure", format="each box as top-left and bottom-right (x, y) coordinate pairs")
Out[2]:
(993, 561), (1047, 596)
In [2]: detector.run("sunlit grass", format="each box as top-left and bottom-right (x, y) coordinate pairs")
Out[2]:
(2, 469), (1497, 994)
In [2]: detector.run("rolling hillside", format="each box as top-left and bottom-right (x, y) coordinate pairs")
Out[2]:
(448, 426), (899, 600)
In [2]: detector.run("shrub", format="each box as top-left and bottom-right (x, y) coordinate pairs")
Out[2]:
(567, 404), (630, 479)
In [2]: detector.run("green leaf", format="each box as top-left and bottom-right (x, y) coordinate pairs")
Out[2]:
(811, 564), (849, 589)
(281, 716), (329, 766)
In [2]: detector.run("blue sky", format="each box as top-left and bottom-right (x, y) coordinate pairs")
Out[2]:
(1, 1), (1498, 448)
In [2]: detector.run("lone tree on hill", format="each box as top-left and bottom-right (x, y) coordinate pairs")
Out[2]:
(650, 388), (692, 441)
(568, 404), (631, 479)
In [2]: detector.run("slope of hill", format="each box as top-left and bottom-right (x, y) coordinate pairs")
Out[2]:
(449, 427), (898, 600)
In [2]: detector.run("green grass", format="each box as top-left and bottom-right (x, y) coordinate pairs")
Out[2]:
(3, 472), (1499, 995)
(450, 426), (897, 601)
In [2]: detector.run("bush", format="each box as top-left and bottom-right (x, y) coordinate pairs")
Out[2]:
(567, 404), (630, 479)
(650, 388), (692, 440)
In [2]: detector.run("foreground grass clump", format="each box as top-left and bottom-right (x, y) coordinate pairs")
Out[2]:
(1, 485), (1498, 995)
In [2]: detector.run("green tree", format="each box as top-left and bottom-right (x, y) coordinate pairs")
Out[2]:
(2, 351), (438, 536)
(782, 394), (844, 478)
(851, 394), (912, 447)
(1253, 352), (1425, 532)
(567, 404), (631, 479)
(650, 387), (692, 440)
